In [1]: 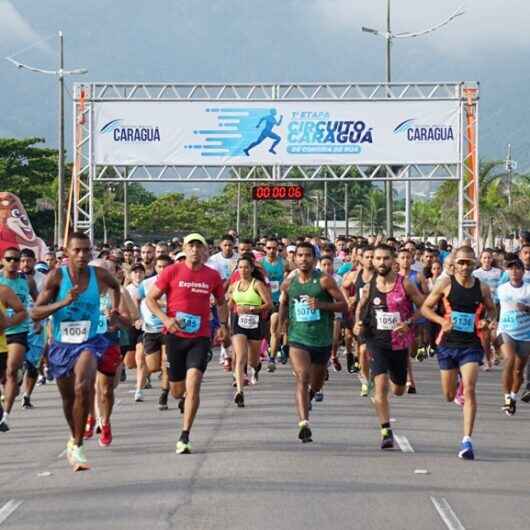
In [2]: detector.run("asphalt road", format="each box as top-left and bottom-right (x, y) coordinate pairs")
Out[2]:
(1, 353), (530, 530)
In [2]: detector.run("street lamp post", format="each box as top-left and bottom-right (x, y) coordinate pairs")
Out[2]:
(362, 2), (465, 237)
(6, 31), (88, 247)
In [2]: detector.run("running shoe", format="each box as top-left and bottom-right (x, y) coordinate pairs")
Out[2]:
(521, 389), (530, 403)
(331, 356), (342, 372)
(502, 396), (516, 416)
(267, 361), (276, 373)
(120, 368), (127, 382)
(250, 363), (261, 385)
(298, 420), (312, 443)
(458, 440), (474, 460)
(223, 357), (233, 372)
(158, 391), (169, 411)
(134, 389), (144, 402)
(234, 391), (245, 408)
(66, 437), (75, 462)
(70, 445), (90, 471)
(83, 416), (96, 439)
(314, 391), (324, 402)
(353, 361), (360, 373)
(454, 380), (464, 407)
(207, 349), (213, 363)
(176, 440), (192, 454)
(37, 374), (46, 386)
(144, 376), (152, 390)
(0, 417), (9, 432)
(407, 384), (417, 395)
(22, 395), (34, 409)
(380, 428), (394, 450)
(360, 383), (369, 397)
(99, 423), (112, 447)
(95, 417), (102, 435)
(45, 367), (54, 382)
(178, 397), (185, 414)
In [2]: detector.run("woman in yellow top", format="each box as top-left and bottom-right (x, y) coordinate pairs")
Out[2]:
(0, 284), (28, 431)
(228, 253), (272, 408)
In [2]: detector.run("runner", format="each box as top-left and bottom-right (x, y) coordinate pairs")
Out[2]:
(0, 284), (27, 431)
(496, 254), (530, 415)
(421, 245), (496, 460)
(0, 247), (36, 430)
(207, 234), (238, 370)
(279, 242), (347, 443)
(355, 244), (425, 449)
(146, 233), (227, 454)
(228, 254), (272, 407)
(31, 232), (121, 470)
(136, 255), (172, 405)
(141, 243), (156, 278)
(260, 237), (287, 372)
(341, 246), (374, 390)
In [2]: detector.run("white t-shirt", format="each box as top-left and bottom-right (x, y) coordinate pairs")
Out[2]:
(207, 252), (238, 280)
(497, 282), (530, 341)
(473, 267), (502, 302)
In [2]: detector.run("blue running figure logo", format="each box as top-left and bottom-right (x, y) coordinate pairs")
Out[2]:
(244, 109), (283, 156)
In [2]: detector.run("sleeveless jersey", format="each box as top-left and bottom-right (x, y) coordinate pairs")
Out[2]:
(287, 270), (333, 348)
(0, 274), (30, 334)
(364, 275), (414, 351)
(442, 276), (484, 348)
(52, 266), (100, 344)
(260, 258), (285, 303)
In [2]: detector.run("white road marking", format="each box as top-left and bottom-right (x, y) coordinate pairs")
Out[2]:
(57, 448), (67, 459)
(0, 499), (23, 526)
(431, 497), (466, 530)
(394, 434), (415, 453)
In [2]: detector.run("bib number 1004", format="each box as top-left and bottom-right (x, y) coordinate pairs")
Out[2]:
(60, 321), (91, 344)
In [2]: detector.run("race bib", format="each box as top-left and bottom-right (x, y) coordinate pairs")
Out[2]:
(176, 312), (201, 334)
(60, 321), (91, 344)
(270, 281), (280, 293)
(97, 316), (108, 334)
(501, 311), (518, 331)
(238, 314), (259, 329)
(451, 311), (474, 333)
(294, 299), (320, 322)
(376, 311), (401, 331)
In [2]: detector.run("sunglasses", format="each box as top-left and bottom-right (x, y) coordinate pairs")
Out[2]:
(4, 256), (20, 262)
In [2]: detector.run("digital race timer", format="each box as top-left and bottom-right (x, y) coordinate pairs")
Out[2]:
(252, 185), (304, 201)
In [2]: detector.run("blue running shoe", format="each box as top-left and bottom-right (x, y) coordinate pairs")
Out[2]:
(458, 440), (474, 460)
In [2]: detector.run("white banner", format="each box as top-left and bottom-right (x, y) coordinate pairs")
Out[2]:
(93, 100), (461, 166)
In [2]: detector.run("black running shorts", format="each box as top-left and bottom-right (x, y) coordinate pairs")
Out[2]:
(164, 335), (211, 382)
(368, 342), (408, 386)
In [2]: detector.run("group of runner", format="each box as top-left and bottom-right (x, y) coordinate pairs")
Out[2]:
(1, 230), (530, 470)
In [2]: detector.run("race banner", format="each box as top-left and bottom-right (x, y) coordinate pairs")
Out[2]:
(94, 100), (461, 166)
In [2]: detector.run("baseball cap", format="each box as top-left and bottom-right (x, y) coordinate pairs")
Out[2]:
(175, 251), (186, 261)
(183, 233), (207, 246)
(130, 263), (146, 273)
(287, 245), (296, 253)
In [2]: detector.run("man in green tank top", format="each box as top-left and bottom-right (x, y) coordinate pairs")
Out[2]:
(279, 242), (347, 443)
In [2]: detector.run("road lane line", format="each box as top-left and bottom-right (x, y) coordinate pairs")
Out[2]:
(57, 449), (67, 459)
(0, 499), (23, 526)
(431, 497), (466, 530)
(394, 434), (415, 453)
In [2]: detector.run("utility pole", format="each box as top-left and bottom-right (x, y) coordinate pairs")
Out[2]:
(344, 183), (349, 237)
(505, 144), (516, 209)
(324, 181), (328, 238)
(236, 182), (241, 235)
(7, 32), (88, 247)
(123, 169), (129, 241)
(362, 2), (465, 238)
(252, 200), (257, 240)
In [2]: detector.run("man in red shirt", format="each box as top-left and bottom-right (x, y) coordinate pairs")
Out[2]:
(147, 233), (227, 454)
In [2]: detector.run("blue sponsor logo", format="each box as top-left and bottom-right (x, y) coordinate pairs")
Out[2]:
(394, 118), (454, 142)
(187, 108), (373, 158)
(100, 119), (160, 142)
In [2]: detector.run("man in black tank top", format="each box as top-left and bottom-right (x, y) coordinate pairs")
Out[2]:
(341, 246), (374, 389)
(422, 246), (496, 461)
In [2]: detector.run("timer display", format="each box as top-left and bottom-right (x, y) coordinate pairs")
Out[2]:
(252, 185), (304, 201)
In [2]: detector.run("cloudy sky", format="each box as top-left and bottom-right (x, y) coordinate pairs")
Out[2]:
(1, 0), (529, 177)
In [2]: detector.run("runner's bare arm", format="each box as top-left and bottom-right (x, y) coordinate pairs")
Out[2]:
(145, 284), (176, 331)
(254, 280), (273, 313)
(308, 275), (347, 313)
(27, 276), (38, 301)
(214, 291), (229, 325)
(480, 283), (497, 324)
(420, 276), (451, 327)
(354, 284), (370, 335)
(0, 285), (27, 330)
(278, 278), (291, 330)
(403, 278), (427, 315)
(31, 269), (72, 320)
